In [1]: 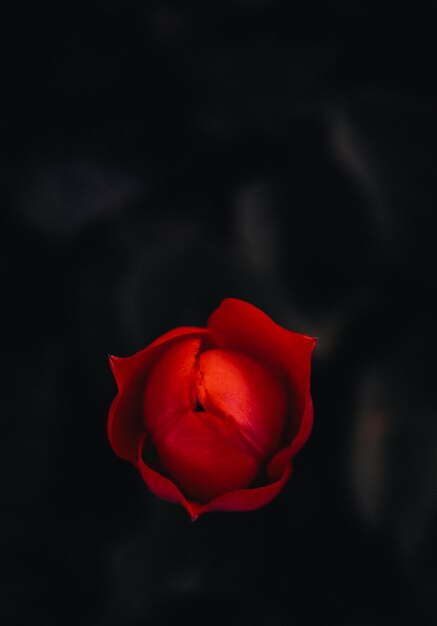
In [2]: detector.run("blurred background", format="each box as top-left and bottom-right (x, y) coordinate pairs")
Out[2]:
(1, 2), (436, 625)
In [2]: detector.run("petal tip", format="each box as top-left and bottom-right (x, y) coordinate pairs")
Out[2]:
(108, 353), (120, 371)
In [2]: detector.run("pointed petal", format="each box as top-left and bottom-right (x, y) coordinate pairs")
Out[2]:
(197, 464), (293, 515)
(136, 435), (202, 520)
(208, 298), (316, 447)
(138, 431), (293, 520)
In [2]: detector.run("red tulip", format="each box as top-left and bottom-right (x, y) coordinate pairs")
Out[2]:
(108, 298), (316, 519)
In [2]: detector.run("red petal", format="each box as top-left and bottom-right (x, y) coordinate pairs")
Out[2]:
(208, 299), (316, 448)
(143, 338), (201, 436)
(266, 392), (314, 481)
(198, 349), (287, 459)
(136, 435), (203, 520)
(107, 327), (209, 462)
(137, 435), (293, 520)
(153, 410), (259, 503)
(198, 463), (293, 515)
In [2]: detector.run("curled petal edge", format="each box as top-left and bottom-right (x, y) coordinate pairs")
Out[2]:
(136, 434), (294, 521)
(108, 326), (210, 462)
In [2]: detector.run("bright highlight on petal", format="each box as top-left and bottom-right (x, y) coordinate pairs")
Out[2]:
(198, 349), (287, 459)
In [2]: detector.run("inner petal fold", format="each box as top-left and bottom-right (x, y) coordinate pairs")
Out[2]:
(153, 410), (259, 502)
(197, 348), (287, 459)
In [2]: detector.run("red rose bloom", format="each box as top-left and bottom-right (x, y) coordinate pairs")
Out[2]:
(108, 298), (316, 520)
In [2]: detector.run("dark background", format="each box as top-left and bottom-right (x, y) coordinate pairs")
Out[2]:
(1, 3), (436, 625)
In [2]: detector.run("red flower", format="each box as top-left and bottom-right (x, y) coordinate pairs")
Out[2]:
(108, 298), (316, 520)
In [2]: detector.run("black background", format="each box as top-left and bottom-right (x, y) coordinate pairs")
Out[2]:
(1, 3), (436, 625)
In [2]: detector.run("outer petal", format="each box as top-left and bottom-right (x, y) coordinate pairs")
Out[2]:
(137, 434), (293, 520)
(154, 410), (259, 502)
(266, 392), (314, 481)
(137, 435), (203, 520)
(108, 326), (210, 462)
(196, 463), (293, 516)
(208, 298), (316, 447)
